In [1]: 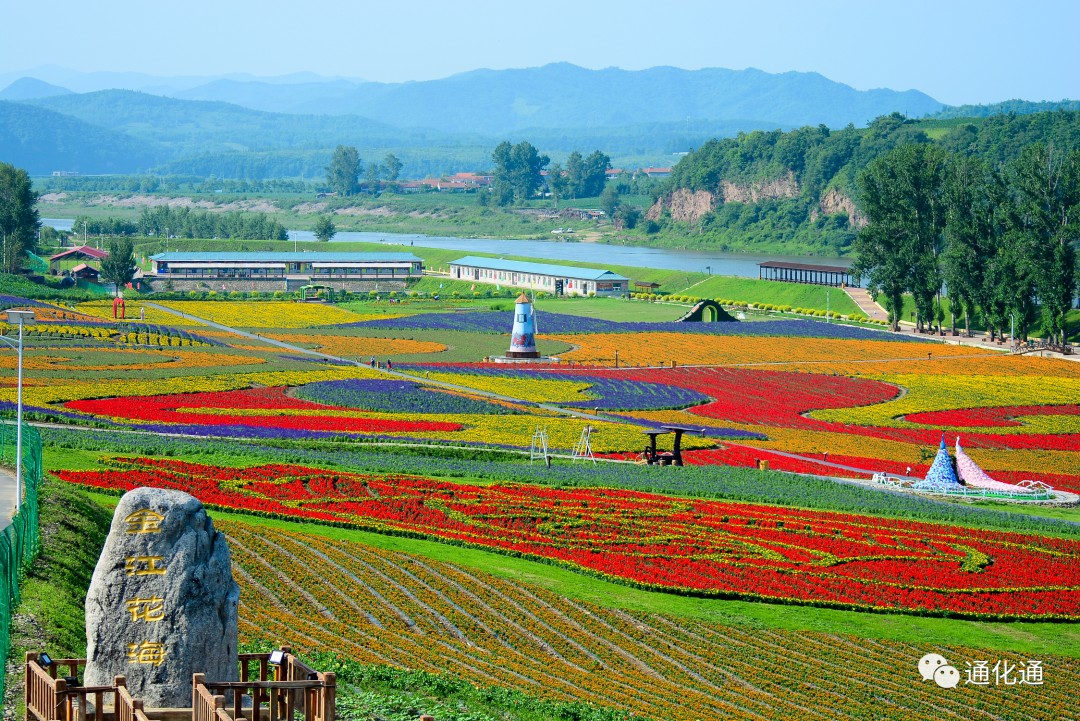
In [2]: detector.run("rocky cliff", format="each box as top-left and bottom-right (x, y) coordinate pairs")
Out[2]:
(645, 172), (802, 226)
(817, 188), (865, 229)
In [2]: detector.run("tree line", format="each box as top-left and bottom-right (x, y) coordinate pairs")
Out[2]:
(852, 142), (1080, 343)
(136, 206), (288, 241)
(324, 146), (403, 196)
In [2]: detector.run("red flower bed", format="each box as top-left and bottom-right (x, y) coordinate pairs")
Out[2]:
(906, 404), (1080, 428)
(54, 457), (1080, 620)
(65, 387), (461, 435)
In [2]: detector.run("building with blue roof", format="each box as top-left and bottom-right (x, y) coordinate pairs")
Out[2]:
(149, 251), (423, 291)
(448, 256), (630, 297)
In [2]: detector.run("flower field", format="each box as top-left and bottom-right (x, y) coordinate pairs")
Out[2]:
(216, 520), (1080, 721)
(261, 333), (446, 357)
(154, 301), (406, 328)
(294, 378), (527, 415)
(75, 300), (208, 326)
(55, 458), (1080, 620)
(544, 332), (988, 366)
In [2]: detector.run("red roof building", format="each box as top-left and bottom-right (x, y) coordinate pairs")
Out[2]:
(50, 245), (108, 263)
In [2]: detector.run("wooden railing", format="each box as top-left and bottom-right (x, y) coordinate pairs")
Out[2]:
(197, 647), (335, 721)
(27, 646), (335, 721)
(25, 653), (157, 721)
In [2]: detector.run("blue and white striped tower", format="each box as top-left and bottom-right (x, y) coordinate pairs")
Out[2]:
(507, 293), (539, 358)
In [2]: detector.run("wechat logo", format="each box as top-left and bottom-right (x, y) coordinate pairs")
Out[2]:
(919, 653), (960, 688)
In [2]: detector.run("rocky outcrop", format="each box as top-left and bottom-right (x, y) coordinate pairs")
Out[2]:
(645, 173), (801, 226)
(818, 189), (866, 229)
(719, 171), (800, 204)
(84, 488), (239, 707)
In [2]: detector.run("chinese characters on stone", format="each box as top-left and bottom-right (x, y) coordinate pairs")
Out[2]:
(124, 509), (168, 667)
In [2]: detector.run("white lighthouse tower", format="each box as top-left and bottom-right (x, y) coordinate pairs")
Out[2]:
(506, 293), (540, 358)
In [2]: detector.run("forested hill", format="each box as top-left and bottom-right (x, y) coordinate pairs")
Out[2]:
(18, 90), (457, 155)
(0, 101), (164, 174)
(641, 109), (1080, 257)
(925, 98), (1080, 120)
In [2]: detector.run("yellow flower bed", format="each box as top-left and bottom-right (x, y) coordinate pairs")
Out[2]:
(262, 333), (446, 357)
(0, 349), (265, 371)
(422, 371), (596, 403)
(75, 300), (207, 326)
(542, 333), (987, 366)
(154, 301), (406, 328)
(813, 374), (1080, 430)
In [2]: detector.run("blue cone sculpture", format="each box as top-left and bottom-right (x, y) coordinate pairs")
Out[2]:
(923, 436), (961, 486)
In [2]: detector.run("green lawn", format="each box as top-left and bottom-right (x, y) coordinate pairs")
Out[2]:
(78, 491), (1080, 659)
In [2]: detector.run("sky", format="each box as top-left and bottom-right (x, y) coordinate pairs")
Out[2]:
(3, 0), (1078, 106)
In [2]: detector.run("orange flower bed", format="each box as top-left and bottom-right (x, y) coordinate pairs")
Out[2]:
(543, 333), (987, 366)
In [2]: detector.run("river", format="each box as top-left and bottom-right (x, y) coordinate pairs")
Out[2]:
(41, 221), (853, 279)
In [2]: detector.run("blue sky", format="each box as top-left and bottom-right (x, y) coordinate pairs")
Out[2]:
(3, 0), (1078, 106)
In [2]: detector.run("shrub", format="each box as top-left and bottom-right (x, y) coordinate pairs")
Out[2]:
(452, 291), (460, 298)
(207, 291), (218, 298)
(273, 290), (284, 299)
(588, 291), (595, 297)
(473, 292), (481, 298)
(187, 290), (199, 299)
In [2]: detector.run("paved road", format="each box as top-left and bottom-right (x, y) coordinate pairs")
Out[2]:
(0, 465), (17, 529)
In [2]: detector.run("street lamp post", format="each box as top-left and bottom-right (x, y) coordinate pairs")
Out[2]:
(2, 309), (34, 510)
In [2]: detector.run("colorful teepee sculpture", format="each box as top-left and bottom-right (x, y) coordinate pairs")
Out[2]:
(955, 438), (1037, 492)
(922, 436), (962, 486)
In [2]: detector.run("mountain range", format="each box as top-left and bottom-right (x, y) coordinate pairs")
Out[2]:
(0, 63), (1070, 178)
(2, 63), (942, 134)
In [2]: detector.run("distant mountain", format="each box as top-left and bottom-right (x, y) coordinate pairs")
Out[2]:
(299, 63), (942, 133)
(0, 77), (73, 100)
(926, 98), (1080, 119)
(0, 65), (365, 95)
(171, 78), (363, 114)
(0, 101), (164, 174)
(18, 90), (454, 155)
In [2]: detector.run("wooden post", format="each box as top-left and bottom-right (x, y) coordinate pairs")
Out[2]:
(54, 678), (68, 721)
(321, 673), (335, 721)
(25, 652), (36, 721)
(193, 674), (205, 721)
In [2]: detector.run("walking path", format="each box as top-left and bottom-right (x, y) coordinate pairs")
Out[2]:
(840, 290), (1079, 362)
(0, 466), (17, 529)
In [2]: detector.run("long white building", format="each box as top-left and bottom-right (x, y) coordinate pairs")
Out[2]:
(448, 256), (630, 296)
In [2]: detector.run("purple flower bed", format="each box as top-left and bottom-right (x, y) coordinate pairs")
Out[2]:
(0, 295), (54, 309)
(403, 365), (711, 411)
(294, 378), (523, 415)
(336, 311), (926, 342)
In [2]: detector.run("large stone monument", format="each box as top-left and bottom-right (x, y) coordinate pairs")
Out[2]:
(84, 487), (240, 708)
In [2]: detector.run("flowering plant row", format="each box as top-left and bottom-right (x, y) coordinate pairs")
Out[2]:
(346, 310), (934, 341)
(55, 457), (1080, 620)
(294, 378), (526, 415)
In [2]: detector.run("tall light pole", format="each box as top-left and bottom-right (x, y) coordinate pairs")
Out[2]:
(2, 309), (34, 509)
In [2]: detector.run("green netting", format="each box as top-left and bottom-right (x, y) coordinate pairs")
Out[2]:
(0, 417), (41, 700)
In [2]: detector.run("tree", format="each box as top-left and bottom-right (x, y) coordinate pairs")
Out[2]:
(599, 185), (619, 219)
(546, 162), (568, 209)
(582, 150), (612, 197)
(491, 141), (549, 203)
(99, 238), (136, 296)
(1008, 144), (1080, 344)
(365, 163), (382, 195)
(565, 151), (584, 199)
(0, 162), (40, 274)
(313, 215), (337, 242)
(325, 145), (362, 196)
(383, 153), (402, 182)
(851, 144), (950, 331)
(617, 203), (641, 230)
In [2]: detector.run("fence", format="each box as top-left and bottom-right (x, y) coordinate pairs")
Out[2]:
(0, 416), (43, 701)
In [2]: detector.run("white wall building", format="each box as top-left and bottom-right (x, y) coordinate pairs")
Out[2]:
(448, 256), (630, 296)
